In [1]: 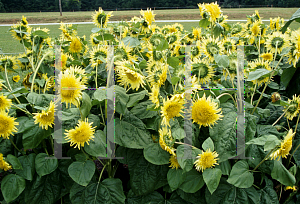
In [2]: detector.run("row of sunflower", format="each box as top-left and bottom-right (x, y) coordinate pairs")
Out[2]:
(0, 2), (300, 203)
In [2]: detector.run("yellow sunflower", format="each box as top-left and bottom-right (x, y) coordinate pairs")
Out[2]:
(0, 94), (12, 111)
(12, 75), (20, 82)
(198, 2), (222, 23)
(21, 16), (28, 26)
(10, 23), (31, 41)
(285, 186), (297, 192)
(59, 23), (77, 40)
(287, 29), (300, 67)
(283, 95), (300, 121)
(270, 129), (295, 161)
(169, 154), (181, 170)
(114, 42), (136, 62)
(265, 31), (290, 54)
(90, 45), (107, 67)
(0, 55), (20, 72)
(116, 60), (145, 91)
(251, 21), (261, 37)
(65, 118), (96, 150)
(221, 38), (236, 54)
(261, 52), (273, 61)
(147, 61), (168, 87)
(191, 93), (223, 128)
(149, 85), (160, 108)
(194, 148), (219, 172)
(0, 153), (12, 171)
(92, 7), (113, 28)
(69, 37), (82, 53)
(270, 17), (285, 31)
(33, 101), (55, 130)
(0, 111), (18, 139)
(58, 68), (87, 108)
(200, 37), (223, 62)
(161, 96), (184, 127)
(140, 8), (156, 26)
(247, 59), (272, 86)
(159, 126), (176, 156)
(191, 58), (214, 85)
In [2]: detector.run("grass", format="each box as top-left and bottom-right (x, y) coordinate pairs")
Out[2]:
(0, 7), (299, 54)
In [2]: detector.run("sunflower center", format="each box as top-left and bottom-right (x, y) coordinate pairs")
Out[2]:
(192, 63), (208, 78)
(125, 72), (138, 81)
(271, 37), (284, 48)
(165, 103), (181, 119)
(206, 42), (219, 56)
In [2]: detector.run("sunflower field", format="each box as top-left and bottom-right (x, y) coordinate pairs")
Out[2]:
(1, 2), (300, 203)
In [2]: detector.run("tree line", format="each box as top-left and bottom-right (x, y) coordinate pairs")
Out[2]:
(0, 0), (299, 12)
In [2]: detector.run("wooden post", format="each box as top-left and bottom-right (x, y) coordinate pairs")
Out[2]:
(59, 0), (62, 16)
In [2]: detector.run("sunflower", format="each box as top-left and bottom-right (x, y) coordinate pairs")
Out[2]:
(201, 37), (223, 62)
(198, 2), (222, 23)
(191, 41), (201, 59)
(230, 23), (244, 37)
(116, 60), (145, 91)
(92, 7), (113, 28)
(147, 61), (168, 87)
(194, 148), (219, 172)
(58, 68), (87, 108)
(21, 16), (28, 26)
(149, 85), (160, 108)
(270, 17), (285, 31)
(159, 126), (176, 156)
(191, 58), (214, 85)
(140, 8), (156, 26)
(59, 23), (77, 40)
(114, 42), (136, 62)
(0, 153), (12, 171)
(166, 32), (180, 46)
(261, 52), (273, 61)
(90, 45), (107, 67)
(61, 53), (74, 70)
(283, 95), (300, 121)
(169, 154), (181, 170)
(191, 93), (223, 128)
(10, 23), (31, 41)
(0, 94), (12, 111)
(69, 37), (82, 53)
(250, 21), (261, 37)
(271, 92), (281, 103)
(65, 118), (96, 150)
(270, 129), (295, 161)
(0, 111), (18, 139)
(287, 29), (300, 67)
(285, 186), (297, 192)
(265, 31), (290, 54)
(221, 38), (236, 54)
(33, 101), (55, 130)
(12, 75), (20, 83)
(192, 28), (202, 41)
(0, 55), (20, 72)
(161, 96), (184, 127)
(247, 59), (272, 86)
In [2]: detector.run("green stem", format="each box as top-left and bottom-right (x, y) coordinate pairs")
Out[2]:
(42, 140), (49, 155)
(216, 93), (237, 107)
(4, 64), (12, 92)
(95, 65), (98, 88)
(175, 142), (198, 150)
(250, 83), (257, 106)
(252, 149), (274, 172)
(94, 163), (107, 204)
(287, 113), (300, 166)
(272, 107), (290, 126)
(9, 137), (25, 156)
(11, 104), (33, 116)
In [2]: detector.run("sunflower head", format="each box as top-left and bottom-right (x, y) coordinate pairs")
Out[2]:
(161, 97), (184, 126)
(169, 155), (181, 170)
(199, 2), (222, 23)
(0, 153), (12, 171)
(271, 92), (281, 103)
(159, 126), (176, 155)
(265, 31), (290, 54)
(65, 118), (96, 150)
(270, 129), (295, 160)
(191, 93), (223, 128)
(140, 8), (156, 26)
(92, 7), (113, 28)
(0, 111), (18, 139)
(194, 148), (219, 172)
(284, 95), (300, 120)
(251, 21), (261, 37)
(191, 58), (214, 84)
(201, 37), (223, 62)
(247, 59), (272, 86)
(33, 101), (55, 130)
(261, 52), (273, 61)
(149, 85), (160, 108)
(90, 45), (108, 67)
(69, 37), (82, 53)
(0, 94), (12, 112)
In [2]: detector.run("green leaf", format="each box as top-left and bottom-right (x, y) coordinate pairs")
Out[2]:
(59, 108), (80, 121)
(216, 160), (231, 176)
(210, 111), (237, 163)
(171, 76), (181, 85)
(15, 153), (36, 181)
(271, 160), (296, 186)
(144, 143), (170, 165)
(115, 112), (152, 149)
(257, 178), (279, 204)
(213, 23), (224, 37)
(24, 170), (62, 204)
(32, 30), (49, 38)
(68, 160), (95, 186)
(35, 153), (58, 177)
(127, 90), (147, 107)
(203, 168), (222, 194)
(27, 92), (54, 107)
(264, 136), (281, 151)
(205, 178), (259, 204)
(6, 154), (22, 170)
(199, 18), (210, 28)
(246, 134), (280, 146)
(130, 100), (158, 119)
(281, 8), (300, 33)
(176, 188), (207, 204)
(247, 69), (272, 81)
(81, 178), (126, 203)
(122, 36), (140, 48)
(22, 124), (52, 149)
(127, 191), (164, 203)
(80, 92), (92, 119)
(127, 149), (169, 195)
(93, 89), (106, 102)
(1, 174), (25, 203)
(115, 85), (129, 114)
(167, 57), (180, 68)
(202, 137), (214, 151)
(156, 39), (169, 51)
(172, 128), (186, 140)
(84, 130), (106, 157)
(167, 169), (186, 191)
(176, 145), (194, 172)
(214, 54), (229, 68)
(179, 168), (204, 193)
(227, 160), (254, 188)
(7, 87), (29, 95)
(281, 67), (297, 88)
(91, 27), (100, 33)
